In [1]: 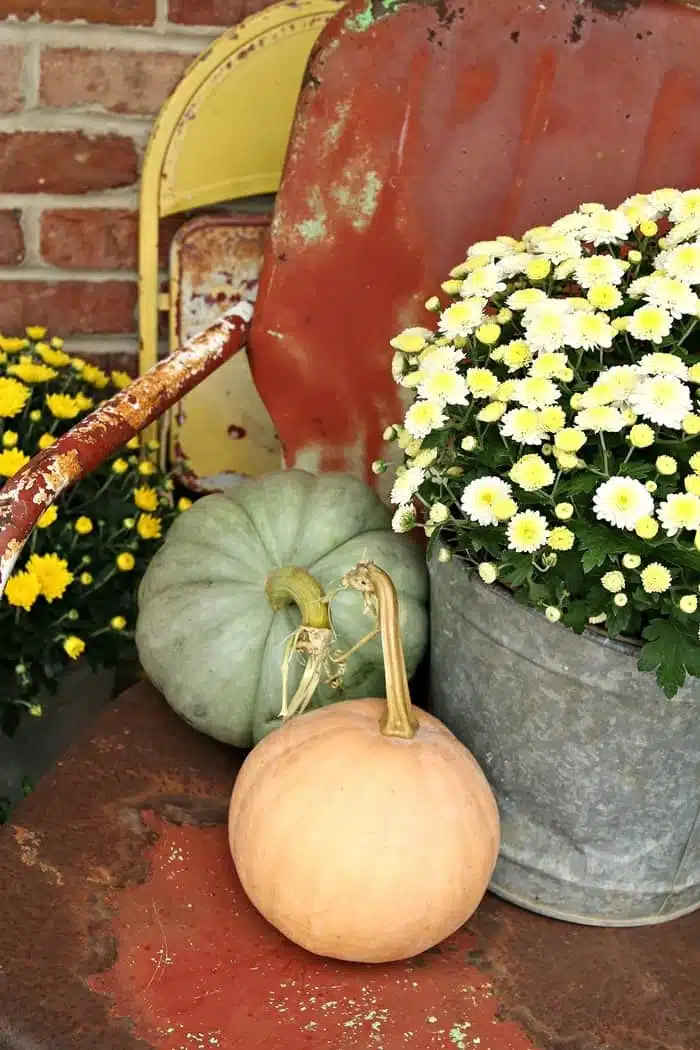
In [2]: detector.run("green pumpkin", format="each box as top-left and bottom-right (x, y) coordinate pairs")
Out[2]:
(136, 469), (428, 747)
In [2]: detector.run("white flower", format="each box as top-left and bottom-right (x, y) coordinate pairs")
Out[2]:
(648, 187), (682, 214)
(629, 374), (692, 429)
(500, 407), (548, 445)
(459, 263), (506, 299)
(417, 370), (469, 405)
(438, 297), (486, 339)
(390, 466), (425, 506)
(669, 189), (700, 223)
(550, 210), (590, 236)
(391, 352), (407, 383)
(467, 239), (514, 259)
(514, 377), (561, 409)
(573, 255), (629, 289)
(638, 352), (688, 380)
(574, 406), (626, 433)
(593, 476), (654, 531)
(655, 240), (700, 285)
(522, 302), (571, 354)
(663, 216), (700, 248)
(505, 288), (547, 311)
(658, 492), (700, 536)
(420, 345), (465, 373)
(627, 304), (673, 344)
(497, 252), (536, 278)
(506, 509), (550, 553)
(636, 273), (700, 318)
(392, 505), (416, 533)
(619, 192), (661, 222)
(564, 310), (616, 351)
(390, 327), (434, 353)
(524, 231), (582, 263)
(404, 399), (448, 439)
(579, 208), (632, 246)
(460, 476), (513, 526)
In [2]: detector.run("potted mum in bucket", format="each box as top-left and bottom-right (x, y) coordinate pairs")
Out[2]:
(379, 188), (700, 927)
(0, 327), (186, 817)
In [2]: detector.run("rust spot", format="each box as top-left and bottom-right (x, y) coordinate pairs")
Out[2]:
(227, 424), (247, 440)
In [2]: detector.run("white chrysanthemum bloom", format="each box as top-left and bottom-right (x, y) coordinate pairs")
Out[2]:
(420, 345), (465, 373)
(579, 208), (632, 246)
(514, 376), (561, 410)
(404, 399), (448, 439)
(638, 274), (700, 318)
(529, 352), (571, 380)
(638, 352), (689, 380)
(417, 370), (469, 405)
(506, 509), (550, 553)
(564, 310), (616, 351)
(466, 367), (500, 399)
(524, 231), (582, 264)
(550, 210), (590, 236)
(629, 374), (692, 429)
(573, 255), (629, 289)
(619, 192), (661, 222)
(601, 364), (642, 400)
(663, 216), (700, 248)
(522, 308), (570, 354)
(669, 189), (700, 223)
(438, 297), (486, 339)
(574, 406), (626, 433)
(509, 454), (555, 491)
(467, 239), (515, 260)
(648, 187), (683, 214)
(392, 505), (417, 533)
(658, 492), (700, 536)
(460, 476), (513, 526)
(506, 289), (548, 313)
(389, 327), (434, 353)
(626, 304), (673, 344)
(496, 252), (536, 278)
(655, 240), (700, 285)
(390, 466), (425, 506)
(593, 476), (655, 531)
(500, 407), (548, 445)
(459, 263), (506, 299)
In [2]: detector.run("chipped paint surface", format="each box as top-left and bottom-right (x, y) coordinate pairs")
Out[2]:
(89, 812), (536, 1050)
(0, 302), (252, 592)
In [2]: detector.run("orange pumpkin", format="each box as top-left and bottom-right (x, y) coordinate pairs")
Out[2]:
(228, 561), (500, 963)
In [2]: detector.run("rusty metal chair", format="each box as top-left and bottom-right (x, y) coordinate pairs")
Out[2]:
(2, 2), (700, 1048)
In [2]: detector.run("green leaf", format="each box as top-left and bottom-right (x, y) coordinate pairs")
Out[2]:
(637, 618), (700, 698)
(573, 523), (632, 573)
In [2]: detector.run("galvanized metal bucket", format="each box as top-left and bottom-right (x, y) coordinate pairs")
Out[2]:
(428, 554), (700, 927)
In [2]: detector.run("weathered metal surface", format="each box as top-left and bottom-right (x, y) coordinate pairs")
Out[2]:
(169, 215), (282, 490)
(0, 302), (252, 592)
(429, 557), (700, 926)
(250, 0), (700, 485)
(1, 682), (699, 1050)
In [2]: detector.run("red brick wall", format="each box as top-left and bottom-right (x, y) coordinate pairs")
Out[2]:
(0, 0), (275, 373)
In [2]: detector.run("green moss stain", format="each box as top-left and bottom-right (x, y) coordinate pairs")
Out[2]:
(449, 1021), (472, 1048)
(346, 0), (375, 31)
(356, 171), (382, 230)
(323, 101), (350, 153)
(295, 187), (328, 244)
(329, 169), (383, 232)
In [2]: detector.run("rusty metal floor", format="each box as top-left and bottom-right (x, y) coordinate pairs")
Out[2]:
(0, 683), (697, 1050)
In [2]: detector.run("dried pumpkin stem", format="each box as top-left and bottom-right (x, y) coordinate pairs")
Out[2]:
(343, 561), (419, 740)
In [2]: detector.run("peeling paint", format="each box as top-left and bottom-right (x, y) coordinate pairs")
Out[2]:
(296, 186), (329, 243)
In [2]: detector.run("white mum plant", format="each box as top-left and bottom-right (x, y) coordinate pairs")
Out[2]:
(379, 188), (700, 697)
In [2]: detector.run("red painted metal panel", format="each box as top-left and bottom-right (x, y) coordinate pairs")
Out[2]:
(250, 0), (700, 484)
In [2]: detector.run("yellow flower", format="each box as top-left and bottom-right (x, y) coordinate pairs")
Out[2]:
(82, 364), (109, 389)
(80, 572), (93, 585)
(110, 615), (127, 631)
(475, 322), (501, 346)
(5, 570), (40, 611)
(8, 362), (58, 384)
(29, 409), (41, 422)
(111, 370), (132, 390)
(117, 552), (135, 571)
(586, 284), (623, 310)
(63, 636), (85, 660)
(554, 428), (587, 454)
(137, 460), (157, 477)
(36, 344), (71, 368)
(26, 326), (47, 340)
(27, 553), (74, 601)
(478, 562), (498, 584)
(639, 219), (658, 238)
(601, 570), (625, 593)
(622, 552), (641, 569)
(0, 447), (29, 477)
(133, 485), (159, 512)
(554, 502), (574, 520)
(390, 327), (432, 353)
(112, 458), (129, 475)
(655, 455), (677, 475)
(177, 497), (193, 512)
(126, 436), (140, 450)
(466, 368), (499, 398)
(679, 594), (698, 614)
(548, 526), (575, 551)
(71, 357), (85, 372)
(682, 414), (700, 436)
(627, 249), (642, 264)
(1, 430), (17, 447)
(640, 562), (672, 594)
(0, 377), (30, 418)
(37, 432), (55, 450)
(509, 454), (555, 492)
(540, 406), (566, 432)
(476, 400), (506, 423)
(137, 513), (162, 540)
(46, 393), (81, 420)
(37, 504), (58, 528)
(50, 336), (64, 349)
(525, 258), (552, 281)
(634, 515), (659, 539)
(684, 475), (700, 497)
(545, 606), (561, 623)
(75, 393), (94, 412)
(0, 336), (28, 352)
(74, 516), (93, 535)
(628, 423), (655, 449)
(123, 517), (135, 529)
(501, 339), (532, 372)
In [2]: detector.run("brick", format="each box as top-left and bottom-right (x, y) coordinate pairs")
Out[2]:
(0, 210), (24, 265)
(0, 281), (136, 335)
(0, 132), (138, 194)
(40, 48), (192, 116)
(0, 46), (24, 114)
(40, 209), (190, 270)
(0, 0), (155, 24)
(167, 0), (276, 26)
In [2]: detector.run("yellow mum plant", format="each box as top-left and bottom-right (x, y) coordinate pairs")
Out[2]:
(380, 188), (700, 697)
(0, 327), (185, 736)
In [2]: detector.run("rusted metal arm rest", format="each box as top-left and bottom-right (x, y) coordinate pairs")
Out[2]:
(0, 301), (253, 592)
